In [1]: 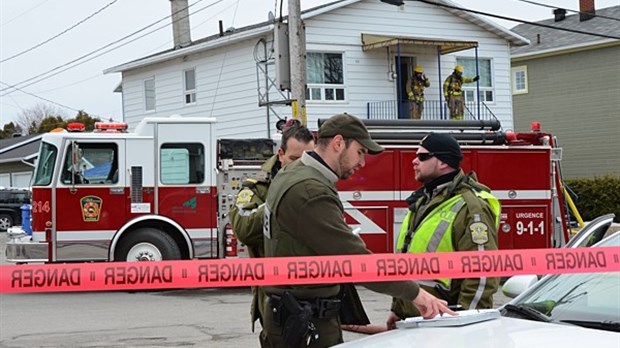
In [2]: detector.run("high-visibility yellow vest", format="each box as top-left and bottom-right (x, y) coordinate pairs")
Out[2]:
(396, 190), (500, 288)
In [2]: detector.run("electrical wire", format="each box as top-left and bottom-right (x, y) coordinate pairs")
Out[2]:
(0, 0), (227, 98)
(414, 0), (620, 40)
(1, 0), (120, 63)
(0, 0), (50, 28)
(0, 80), (84, 114)
(0, 0), (221, 96)
(515, 0), (620, 22)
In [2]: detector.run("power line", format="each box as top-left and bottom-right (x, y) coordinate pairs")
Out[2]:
(515, 0), (620, 22)
(1, 0), (120, 63)
(34, 74), (103, 94)
(0, 0), (221, 96)
(0, 0), (50, 28)
(414, 0), (620, 40)
(0, 80), (82, 113)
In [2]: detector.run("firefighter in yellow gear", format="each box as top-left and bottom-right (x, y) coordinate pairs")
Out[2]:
(443, 65), (479, 120)
(406, 66), (430, 119)
(387, 132), (500, 329)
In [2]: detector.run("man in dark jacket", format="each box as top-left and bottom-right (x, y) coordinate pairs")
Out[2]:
(229, 122), (315, 332)
(260, 114), (455, 347)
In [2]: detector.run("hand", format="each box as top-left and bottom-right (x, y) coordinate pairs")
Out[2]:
(411, 288), (457, 319)
(386, 311), (401, 330)
(473, 75), (480, 82)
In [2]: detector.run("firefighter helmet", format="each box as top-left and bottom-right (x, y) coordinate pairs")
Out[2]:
(455, 65), (464, 73)
(414, 66), (423, 73)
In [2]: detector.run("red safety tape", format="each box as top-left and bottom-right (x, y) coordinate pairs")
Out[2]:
(1, 247), (618, 293)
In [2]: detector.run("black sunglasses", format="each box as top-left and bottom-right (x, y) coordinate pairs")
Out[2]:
(416, 152), (449, 161)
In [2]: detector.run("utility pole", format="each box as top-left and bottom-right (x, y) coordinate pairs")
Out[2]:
(288, 0), (307, 125)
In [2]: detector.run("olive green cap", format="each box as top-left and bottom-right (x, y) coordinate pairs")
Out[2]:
(318, 113), (384, 155)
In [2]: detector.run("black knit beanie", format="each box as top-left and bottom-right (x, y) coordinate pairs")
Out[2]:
(420, 133), (463, 169)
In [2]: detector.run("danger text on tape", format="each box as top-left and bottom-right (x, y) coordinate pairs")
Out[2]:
(1, 247), (618, 294)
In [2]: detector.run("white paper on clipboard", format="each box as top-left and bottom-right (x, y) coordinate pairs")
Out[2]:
(395, 309), (501, 329)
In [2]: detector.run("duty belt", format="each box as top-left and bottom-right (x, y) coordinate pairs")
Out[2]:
(269, 294), (341, 319)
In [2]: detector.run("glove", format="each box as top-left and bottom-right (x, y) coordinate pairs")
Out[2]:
(473, 75), (480, 82)
(408, 91), (414, 100)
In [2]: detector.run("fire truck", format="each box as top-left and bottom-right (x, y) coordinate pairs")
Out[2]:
(6, 115), (573, 263)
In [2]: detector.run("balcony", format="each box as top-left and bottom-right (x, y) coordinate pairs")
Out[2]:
(367, 99), (497, 121)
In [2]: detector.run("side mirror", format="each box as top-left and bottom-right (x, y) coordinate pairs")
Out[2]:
(502, 275), (539, 299)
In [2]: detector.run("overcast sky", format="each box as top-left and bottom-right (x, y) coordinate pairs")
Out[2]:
(1, 0), (618, 126)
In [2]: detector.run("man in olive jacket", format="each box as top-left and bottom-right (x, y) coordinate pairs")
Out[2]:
(260, 114), (455, 348)
(387, 133), (500, 329)
(229, 123), (315, 331)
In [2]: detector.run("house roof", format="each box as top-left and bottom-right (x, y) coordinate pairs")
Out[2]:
(105, 0), (529, 74)
(0, 134), (41, 164)
(511, 5), (620, 57)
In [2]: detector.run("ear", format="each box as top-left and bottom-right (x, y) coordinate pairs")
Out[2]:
(332, 135), (345, 152)
(277, 147), (285, 162)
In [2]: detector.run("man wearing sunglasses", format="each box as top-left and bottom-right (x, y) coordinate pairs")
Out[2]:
(386, 132), (501, 329)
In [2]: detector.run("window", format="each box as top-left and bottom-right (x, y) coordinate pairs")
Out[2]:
(511, 66), (528, 94)
(33, 143), (57, 186)
(456, 58), (494, 103)
(144, 78), (155, 111)
(184, 68), (197, 104)
(306, 52), (345, 102)
(61, 143), (118, 185)
(160, 143), (204, 184)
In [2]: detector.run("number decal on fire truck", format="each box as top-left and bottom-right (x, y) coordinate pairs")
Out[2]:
(32, 201), (51, 214)
(516, 220), (545, 235)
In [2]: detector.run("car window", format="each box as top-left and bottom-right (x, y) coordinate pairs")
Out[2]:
(511, 232), (620, 324)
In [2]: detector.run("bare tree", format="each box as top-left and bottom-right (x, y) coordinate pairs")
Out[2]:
(15, 103), (67, 135)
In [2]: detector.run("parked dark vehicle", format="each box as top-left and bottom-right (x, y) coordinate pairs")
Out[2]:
(0, 188), (31, 231)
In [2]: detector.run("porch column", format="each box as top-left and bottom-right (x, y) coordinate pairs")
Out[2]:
(475, 46), (480, 120)
(437, 46), (443, 120)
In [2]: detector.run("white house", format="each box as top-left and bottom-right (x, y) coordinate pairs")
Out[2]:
(104, 0), (529, 137)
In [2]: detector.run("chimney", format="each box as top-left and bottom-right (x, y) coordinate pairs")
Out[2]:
(579, 0), (596, 22)
(170, 0), (191, 49)
(553, 8), (566, 22)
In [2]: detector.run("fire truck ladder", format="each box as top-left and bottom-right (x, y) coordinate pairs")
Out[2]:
(317, 119), (507, 145)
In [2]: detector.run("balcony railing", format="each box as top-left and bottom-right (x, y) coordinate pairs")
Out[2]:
(367, 100), (497, 121)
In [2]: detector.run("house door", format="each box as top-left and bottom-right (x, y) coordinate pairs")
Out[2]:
(395, 56), (416, 119)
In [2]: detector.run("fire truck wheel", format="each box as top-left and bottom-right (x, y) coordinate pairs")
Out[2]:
(0, 214), (14, 231)
(115, 228), (181, 261)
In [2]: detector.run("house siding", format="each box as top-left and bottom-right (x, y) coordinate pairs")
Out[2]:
(119, 0), (516, 138)
(512, 45), (620, 179)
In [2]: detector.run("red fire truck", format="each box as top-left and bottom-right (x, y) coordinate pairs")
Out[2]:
(6, 116), (572, 263)
(335, 119), (570, 254)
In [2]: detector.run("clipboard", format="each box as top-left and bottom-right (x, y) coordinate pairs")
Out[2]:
(395, 309), (501, 329)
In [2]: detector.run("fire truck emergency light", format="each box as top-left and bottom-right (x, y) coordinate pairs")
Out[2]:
(94, 122), (128, 133)
(66, 122), (85, 132)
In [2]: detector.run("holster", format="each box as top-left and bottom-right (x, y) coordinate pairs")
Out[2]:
(280, 292), (314, 346)
(268, 292), (342, 346)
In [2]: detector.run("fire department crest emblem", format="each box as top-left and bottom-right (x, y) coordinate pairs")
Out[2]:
(470, 221), (489, 245)
(81, 196), (102, 222)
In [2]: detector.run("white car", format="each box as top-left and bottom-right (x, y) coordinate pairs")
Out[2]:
(336, 214), (619, 348)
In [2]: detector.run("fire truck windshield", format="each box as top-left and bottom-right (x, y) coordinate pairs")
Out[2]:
(33, 143), (58, 186)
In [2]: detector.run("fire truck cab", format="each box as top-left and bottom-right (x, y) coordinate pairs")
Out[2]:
(7, 116), (224, 263)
